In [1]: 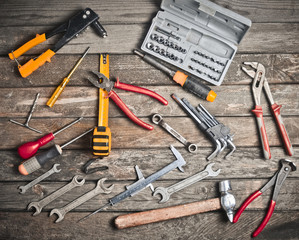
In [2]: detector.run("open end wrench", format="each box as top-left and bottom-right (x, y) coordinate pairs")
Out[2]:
(18, 164), (61, 194)
(153, 163), (221, 203)
(28, 175), (85, 216)
(152, 113), (197, 153)
(50, 178), (114, 223)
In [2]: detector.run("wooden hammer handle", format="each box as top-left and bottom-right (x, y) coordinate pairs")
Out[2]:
(115, 198), (221, 229)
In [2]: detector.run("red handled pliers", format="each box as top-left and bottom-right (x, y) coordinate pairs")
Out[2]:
(233, 159), (296, 237)
(88, 72), (168, 130)
(242, 62), (293, 159)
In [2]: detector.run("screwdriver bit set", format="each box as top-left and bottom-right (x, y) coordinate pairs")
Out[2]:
(141, 0), (251, 85)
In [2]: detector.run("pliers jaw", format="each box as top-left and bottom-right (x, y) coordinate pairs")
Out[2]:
(88, 71), (114, 92)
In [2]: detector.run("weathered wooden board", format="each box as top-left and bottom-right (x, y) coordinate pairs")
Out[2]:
(0, 211), (298, 240)
(1, 54), (298, 87)
(1, 23), (299, 55)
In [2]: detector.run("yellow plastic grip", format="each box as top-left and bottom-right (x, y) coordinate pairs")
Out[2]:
(47, 78), (69, 107)
(9, 33), (46, 60)
(19, 49), (55, 78)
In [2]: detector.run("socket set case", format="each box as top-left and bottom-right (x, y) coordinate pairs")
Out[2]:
(141, 0), (251, 86)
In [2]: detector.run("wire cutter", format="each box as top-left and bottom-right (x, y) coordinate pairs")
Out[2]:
(242, 62), (293, 159)
(88, 72), (168, 130)
(233, 159), (296, 237)
(9, 8), (107, 78)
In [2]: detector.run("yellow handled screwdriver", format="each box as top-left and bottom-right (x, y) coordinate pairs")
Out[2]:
(47, 47), (90, 107)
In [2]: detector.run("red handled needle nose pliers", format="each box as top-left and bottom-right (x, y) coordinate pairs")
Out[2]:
(88, 72), (168, 130)
(233, 159), (296, 237)
(242, 62), (293, 159)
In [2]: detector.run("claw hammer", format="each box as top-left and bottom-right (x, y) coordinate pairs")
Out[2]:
(92, 54), (111, 156)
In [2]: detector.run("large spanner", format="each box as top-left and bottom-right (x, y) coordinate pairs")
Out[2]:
(153, 163), (221, 203)
(28, 175), (85, 216)
(18, 164), (61, 194)
(50, 178), (114, 223)
(152, 113), (197, 153)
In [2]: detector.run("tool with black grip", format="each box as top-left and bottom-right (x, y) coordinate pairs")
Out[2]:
(9, 8), (106, 78)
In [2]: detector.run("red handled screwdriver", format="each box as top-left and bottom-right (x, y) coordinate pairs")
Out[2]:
(18, 117), (83, 159)
(19, 128), (93, 175)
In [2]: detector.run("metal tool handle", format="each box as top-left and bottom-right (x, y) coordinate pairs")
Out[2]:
(271, 103), (293, 156)
(252, 105), (271, 159)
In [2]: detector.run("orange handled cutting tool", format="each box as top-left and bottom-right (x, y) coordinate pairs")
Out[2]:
(92, 54), (111, 156)
(9, 8), (107, 78)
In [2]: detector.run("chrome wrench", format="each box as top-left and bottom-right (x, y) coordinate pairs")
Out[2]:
(153, 163), (221, 203)
(152, 113), (197, 153)
(28, 175), (85, 216)
(18, 164), (61, 194)
(50, 178), (114, 222)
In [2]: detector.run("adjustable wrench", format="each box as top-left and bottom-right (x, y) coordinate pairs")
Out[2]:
(28, 175), (85, 216)
(50, 178), (114, 222)
(18, 164), (61, 194)
(152, 113), (197, 153)
(153, 163), (220, 203)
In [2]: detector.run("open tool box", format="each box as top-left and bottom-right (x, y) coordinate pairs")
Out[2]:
(141, 0), (251, 86)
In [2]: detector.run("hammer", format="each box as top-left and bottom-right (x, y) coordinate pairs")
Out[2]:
(115, 180), (236, 229)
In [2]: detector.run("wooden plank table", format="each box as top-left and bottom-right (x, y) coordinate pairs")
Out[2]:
(0, 0), (298, 239)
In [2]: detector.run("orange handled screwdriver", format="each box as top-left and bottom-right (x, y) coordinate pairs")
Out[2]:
(18, 117), (82, 159)
(19, 128), (93, 175)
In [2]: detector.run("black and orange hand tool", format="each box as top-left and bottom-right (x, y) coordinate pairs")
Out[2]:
(242, 62), (293, 159)
(87, 72), (168, 130)
(18, 128), (93, 175)
(47, 47), (90, 107)
(92, 53), (111, 156)
(233, 159), (296, 237)
(133, 49), (216, 102)
(9, 8), (106, 78)
(18, 117), (82, 159)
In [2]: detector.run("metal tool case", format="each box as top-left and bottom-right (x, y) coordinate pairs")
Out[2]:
(141, 0), (251, 86)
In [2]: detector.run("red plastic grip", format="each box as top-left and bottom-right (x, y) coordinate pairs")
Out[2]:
(252, 200), (276, 237)
(233, 190), (262, 223)
(252, 105), (271, 159)
(114, 78), (168, 106)
(18, 133), (55, 159)
(271, 103), (293, 156)
(108, 91), (153, 130)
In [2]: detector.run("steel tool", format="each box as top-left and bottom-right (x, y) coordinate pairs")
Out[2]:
(18, 117), (82, 159)
(9, 8), (106, 78)
(172, 94), (236, 160)
(9, 93), (42, 134)
(50, 178), (114, 222)
(233, 159), (296, 237)
(152, 113), (197, 153)
(78, 145), (186, 222)
(133, 49), (216, 102)
(87, 72), (168, 130)
(154, 163), (220, 203)
(28, 175), (85, 216)
(242, 62), (293, 159)
(114, 179), (235, 229)
(47, 47), (90, 107)
(18, 164), (61, 194)
(19, 128), (93, 175)
(219, 180), (235, 222)
(82, 158), (109, 174)
(92, 53), (111, 156)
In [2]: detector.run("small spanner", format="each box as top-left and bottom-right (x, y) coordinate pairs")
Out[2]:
(18, 164), (61, 194)
(153, 163), (220, 203)
(152, 113), (197, 153)
(28, 175), (85, 216)
(50, 178), (114, 223)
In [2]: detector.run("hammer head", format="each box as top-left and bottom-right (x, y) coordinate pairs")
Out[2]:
(219, 180), (236, 222)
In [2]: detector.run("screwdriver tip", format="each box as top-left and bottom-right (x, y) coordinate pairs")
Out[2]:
(133, 49), (144, 58)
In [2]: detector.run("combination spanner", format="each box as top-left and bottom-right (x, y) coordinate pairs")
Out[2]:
(152, 113), (197, 153)
(50, 178), (114, 223)
(28, 175), (85, 216)
(18, 164), (61, 194)
(153, 163), (221, 203)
